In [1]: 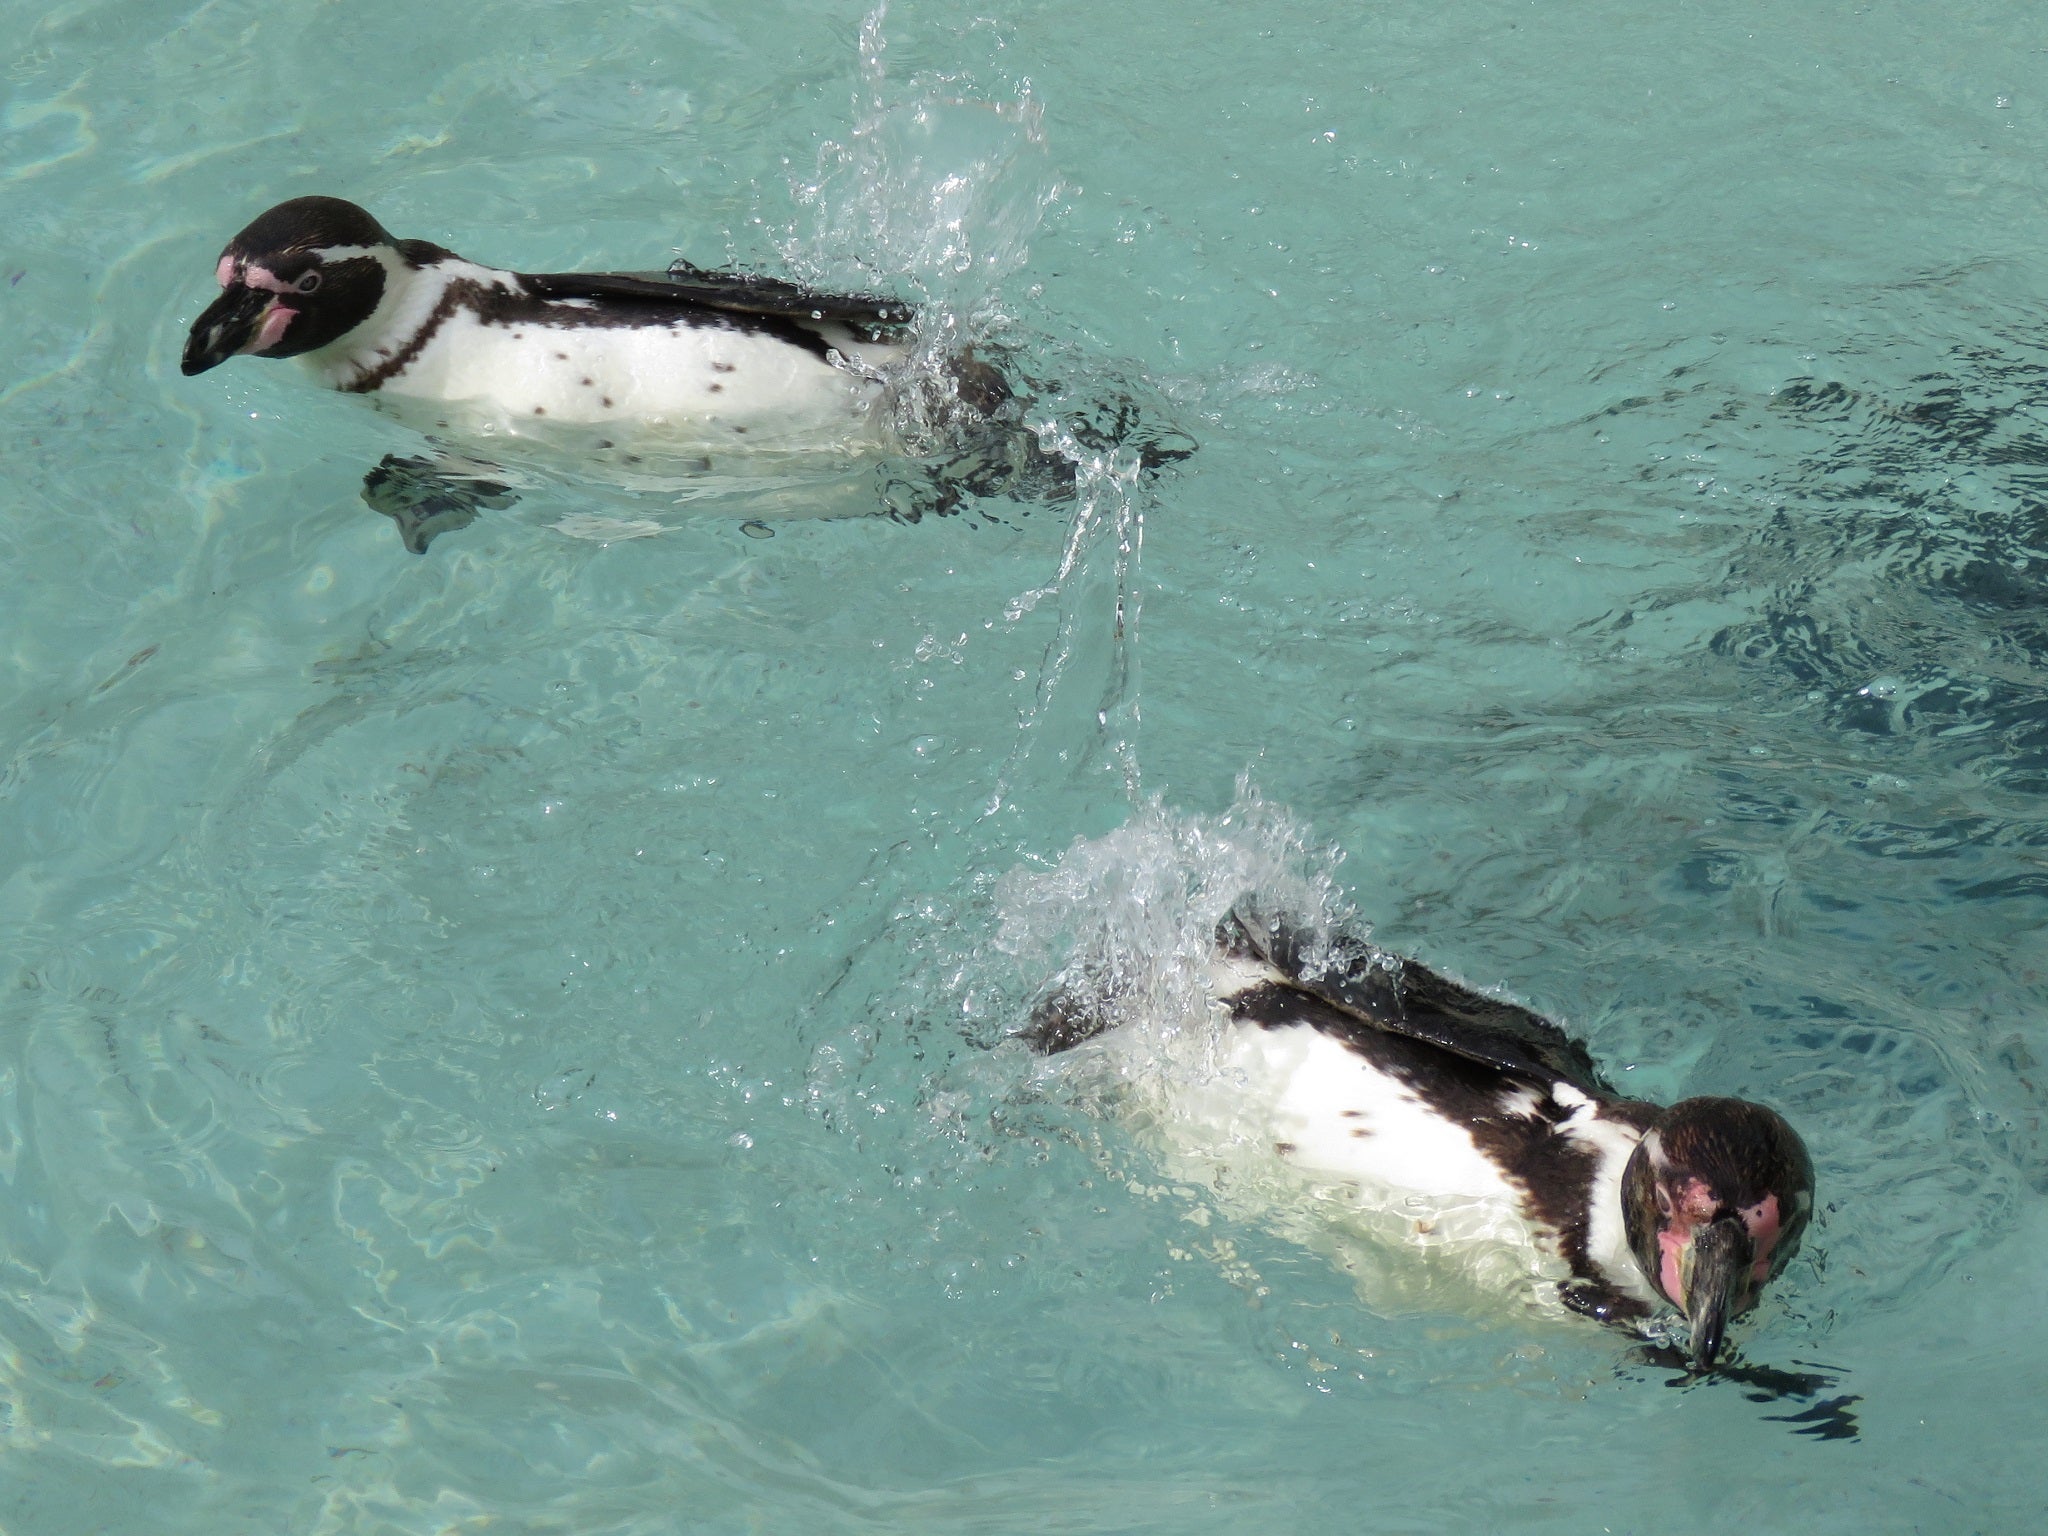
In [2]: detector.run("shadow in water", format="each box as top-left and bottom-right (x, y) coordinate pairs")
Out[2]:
(1631, 1342), (1863, 1441)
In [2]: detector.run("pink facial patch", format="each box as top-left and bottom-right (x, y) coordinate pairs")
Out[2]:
(1654, 1177), (1722, 1305)
(242, 264), (296, 295)
(215, 254), (236, 288)
(249, 304), (296, 353)
(1656, 1228), (1687, 1306)
(1674, 1177), (1718, 1224)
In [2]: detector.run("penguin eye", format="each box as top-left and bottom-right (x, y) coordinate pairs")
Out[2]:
(294, 270), (322, 294)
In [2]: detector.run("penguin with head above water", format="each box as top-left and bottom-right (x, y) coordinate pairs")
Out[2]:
(183, 196), (922, 430)
(182, 195), (1033, 550)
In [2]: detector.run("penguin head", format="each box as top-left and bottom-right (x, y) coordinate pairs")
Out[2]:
(183, 197), (399, 375)
(1620, 1096), (1814, 1371)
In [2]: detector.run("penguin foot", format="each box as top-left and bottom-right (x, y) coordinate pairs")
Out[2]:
(361, 455), (518, 554)
(876, 344), (1198, 523)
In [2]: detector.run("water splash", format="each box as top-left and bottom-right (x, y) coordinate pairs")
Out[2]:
(781, 7), (1195, 818)
(989, 783), (1350, 1063)
(792, 784), (1349, 1207)
(787, 2), (1063, 453)
(989, 424), (1149, 806)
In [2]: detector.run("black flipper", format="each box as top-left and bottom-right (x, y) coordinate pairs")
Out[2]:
(361, 454), (517, 555)
(1019, 984), (1118, 1055)
(664, 259), (916, 333)
(1559, 1276), (1656, 1327)
(1221, 906), (1615, 1097)
(519, 264), (913, 343)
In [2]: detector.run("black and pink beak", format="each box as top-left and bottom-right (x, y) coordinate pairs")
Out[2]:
(182, 259), (299, 376)
(1676, 1212), (1755, 1370)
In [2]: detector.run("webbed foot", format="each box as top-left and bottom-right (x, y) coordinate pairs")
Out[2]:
(361, 454), (517, 554)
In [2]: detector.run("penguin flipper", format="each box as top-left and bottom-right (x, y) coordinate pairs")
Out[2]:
(1019, 985), (1119, 1055)
(1222, 905), (1616, 1097)
(522, 265), (914, 340)
(1559, 1276), (1656, 1327)
(663, 259), (916, 333)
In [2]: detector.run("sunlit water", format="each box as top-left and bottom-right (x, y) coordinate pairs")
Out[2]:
(3, 0), (2045, 1530)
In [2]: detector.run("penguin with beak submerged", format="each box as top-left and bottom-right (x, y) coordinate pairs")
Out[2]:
(1025, 907), (1817, 1373)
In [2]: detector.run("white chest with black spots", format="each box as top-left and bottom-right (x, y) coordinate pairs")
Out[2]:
(290, 256), (908, 449)
(369, 312), (894, 443)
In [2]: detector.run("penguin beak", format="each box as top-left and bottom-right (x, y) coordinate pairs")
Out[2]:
(183, 282), (284, 375)
(1680, 1214), (1754, 1371)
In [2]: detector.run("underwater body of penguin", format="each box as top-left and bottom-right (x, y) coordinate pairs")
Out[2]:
(1025, 905), (1818, 1376)
(183, 196), (1167, 551)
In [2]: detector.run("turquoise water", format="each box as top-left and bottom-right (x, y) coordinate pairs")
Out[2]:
(4, 0), (2047, 1528)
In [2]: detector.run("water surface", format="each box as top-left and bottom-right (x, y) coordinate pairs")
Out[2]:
(2, 1), (2045, 1530)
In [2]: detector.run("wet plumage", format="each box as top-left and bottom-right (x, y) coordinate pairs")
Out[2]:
(1025, 905), (1815, 1370)
(182, 195), (919, 449)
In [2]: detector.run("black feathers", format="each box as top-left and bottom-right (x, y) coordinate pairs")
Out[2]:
(223, 195), (392, 258)
(1219, 905), (1614, 1097)
(519, 263), (915, 358)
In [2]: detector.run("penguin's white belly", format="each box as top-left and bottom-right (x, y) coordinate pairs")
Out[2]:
(374, 312), (902, 448)
(1098, 1014), (1579, 1315)
(1177, 1021), (1524, 1206)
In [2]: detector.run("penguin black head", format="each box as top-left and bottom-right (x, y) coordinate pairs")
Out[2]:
(1620, 1096), (1815, 1371)
(183, 197), (399, 376)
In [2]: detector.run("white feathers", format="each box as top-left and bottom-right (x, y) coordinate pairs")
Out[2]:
(1062, 993), (1664, 1321)
(296, 254), (907, 451)
(1561, 1096), (1662, 1310)
(1498, 1084), (1547, 1121)
(1084, 1013), (1560, 1310)
(1226, 1024), (1521, 1202)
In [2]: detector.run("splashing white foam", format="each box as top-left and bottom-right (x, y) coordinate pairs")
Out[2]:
(984, 423), (1149, 807)
(990, 781), (1350, 1064)
(787, 3), (1063, 453)
(775, 7), (1188, 810)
